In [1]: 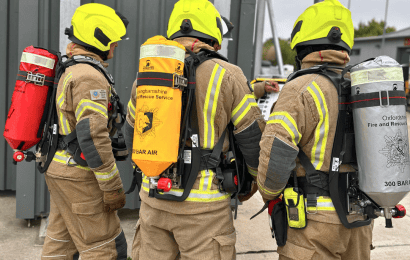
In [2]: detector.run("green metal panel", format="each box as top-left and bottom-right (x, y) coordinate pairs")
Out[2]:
(228, 0), (257, 79)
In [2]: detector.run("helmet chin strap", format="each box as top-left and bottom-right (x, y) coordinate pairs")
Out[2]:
(294, 55), (301, 71)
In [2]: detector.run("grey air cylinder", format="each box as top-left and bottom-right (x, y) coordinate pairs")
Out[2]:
(350, 56), (410, 214)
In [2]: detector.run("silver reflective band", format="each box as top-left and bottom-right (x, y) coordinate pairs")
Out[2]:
(21, 52), (55, 69)
(351, 67), (404, 86)
(140, 44), (186, 62)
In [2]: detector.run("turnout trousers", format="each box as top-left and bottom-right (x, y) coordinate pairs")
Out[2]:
(131, 201), (236, 260)
(41, 175), (127, 260)
(277, 219), (373, 260)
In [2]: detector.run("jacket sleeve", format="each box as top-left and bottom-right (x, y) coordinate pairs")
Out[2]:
(257, 81), (307, 201)
(229, 68), (266, 178)
(124, 80), (137, 163)
(251, 81), (266, 99)
(72, 70), (122, 192)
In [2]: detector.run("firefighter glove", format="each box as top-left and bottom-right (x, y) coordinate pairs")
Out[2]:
(103, 188), (126, 213)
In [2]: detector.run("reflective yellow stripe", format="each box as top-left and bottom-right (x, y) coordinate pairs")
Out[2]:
(198, 170), (214, 191)
(206, 170), (214, 191)
(199, 170), (207, 190)
(257, 178), (282, 196)
(251, 83), (255, 91)
(305, 196), (335, 211)
(141, 174), (229, 202)
(307, 82), (329, 170)
(94, 165), (119, 181)
(231, 94), (258, 126)
(59, 111), (71, 135)
(57, 72), (72, 108)
(267, 120), (298, 146)
(52, 150), (90, 170)
(267, 111), (301, 146)
(128, 99), (135, 119)
(75, 99), (108, 120)
(247, 166), (257, 177)
(203, 64), (226, 149)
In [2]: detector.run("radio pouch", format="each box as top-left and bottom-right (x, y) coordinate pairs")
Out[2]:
(284, 172), (307, 229)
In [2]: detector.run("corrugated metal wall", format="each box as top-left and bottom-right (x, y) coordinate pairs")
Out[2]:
(0, 0), (257, 219)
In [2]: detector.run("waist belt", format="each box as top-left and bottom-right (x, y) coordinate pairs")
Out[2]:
(289, 174), (331, 211)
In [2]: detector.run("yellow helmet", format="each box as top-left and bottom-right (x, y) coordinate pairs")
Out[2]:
(290, 0), (354, 53)
(65, 3), (128, 53)
(167, 0), (223, 45)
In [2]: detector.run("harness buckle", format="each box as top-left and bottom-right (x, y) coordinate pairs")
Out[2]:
(307, 205), (318, 214)
(306, 193), (318, 214)
(66, 156), (78, 167)
(379, 90), (390, 107)
(173, 74), (188, 89)
(26, 71), (45, 86)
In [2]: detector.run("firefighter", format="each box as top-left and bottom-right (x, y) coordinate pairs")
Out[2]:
(124, 0), (270, 259)
(42, 3), (129, 259)
(257, 0), (373, 259)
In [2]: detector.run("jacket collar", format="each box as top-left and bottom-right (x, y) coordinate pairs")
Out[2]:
(300, 50), (350, 70)
(66, 42), (109, 68)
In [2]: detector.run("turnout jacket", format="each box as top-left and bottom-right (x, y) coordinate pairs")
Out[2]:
(125, 37), (265, 214)
(258, 50), (358, 223)
(46, 43), (123, 192)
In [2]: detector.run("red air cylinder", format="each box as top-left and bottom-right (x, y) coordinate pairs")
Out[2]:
(4, 46), (58, 151)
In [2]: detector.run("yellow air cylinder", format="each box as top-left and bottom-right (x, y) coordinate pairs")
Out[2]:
(132, 35), (186, 177)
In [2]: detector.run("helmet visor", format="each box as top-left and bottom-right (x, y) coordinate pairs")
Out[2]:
(221, 16), (234, 37)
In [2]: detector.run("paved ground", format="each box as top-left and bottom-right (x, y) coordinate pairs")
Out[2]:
(1, 113), (409, 259)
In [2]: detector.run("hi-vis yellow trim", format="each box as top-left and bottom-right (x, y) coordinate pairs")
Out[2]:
(305, 196), (335, 211)
(203, 64), (226, 149)
(57, 72), (73, 108)
(94, 165), (119, 181)
(257, 178), (282, 196)
(247, 166), (257, 177)
(231, 94), (258, 126)
(59, 111), (71, 135)
(75, 99), (108, 120)
(250, 78), (287, 84)
(128, 99), (135, 119)
(52, 151), (89, 170)
(267, 111), (301, 146)
(307, 82), (329, 170)
(141, 174), (230, 202)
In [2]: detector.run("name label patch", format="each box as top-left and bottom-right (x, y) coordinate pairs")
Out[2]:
(90, 89), (107, 101)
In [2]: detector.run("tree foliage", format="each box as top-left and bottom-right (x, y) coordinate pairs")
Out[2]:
(262, 38), (297, 66)
(355, 19), (396, 38)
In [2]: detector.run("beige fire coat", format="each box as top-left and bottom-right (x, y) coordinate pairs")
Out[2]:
(125, 37), (266, 214)
(46, 43), (123, 192)
(258, 49), (360, 223)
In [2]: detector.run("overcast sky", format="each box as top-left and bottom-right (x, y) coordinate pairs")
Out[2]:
(263, 0), (410, 41)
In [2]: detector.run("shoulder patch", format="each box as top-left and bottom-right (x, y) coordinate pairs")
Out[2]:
(90, 89), (107, 101)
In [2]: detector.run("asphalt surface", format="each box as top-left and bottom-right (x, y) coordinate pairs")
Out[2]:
(1, 112), (409, 260)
